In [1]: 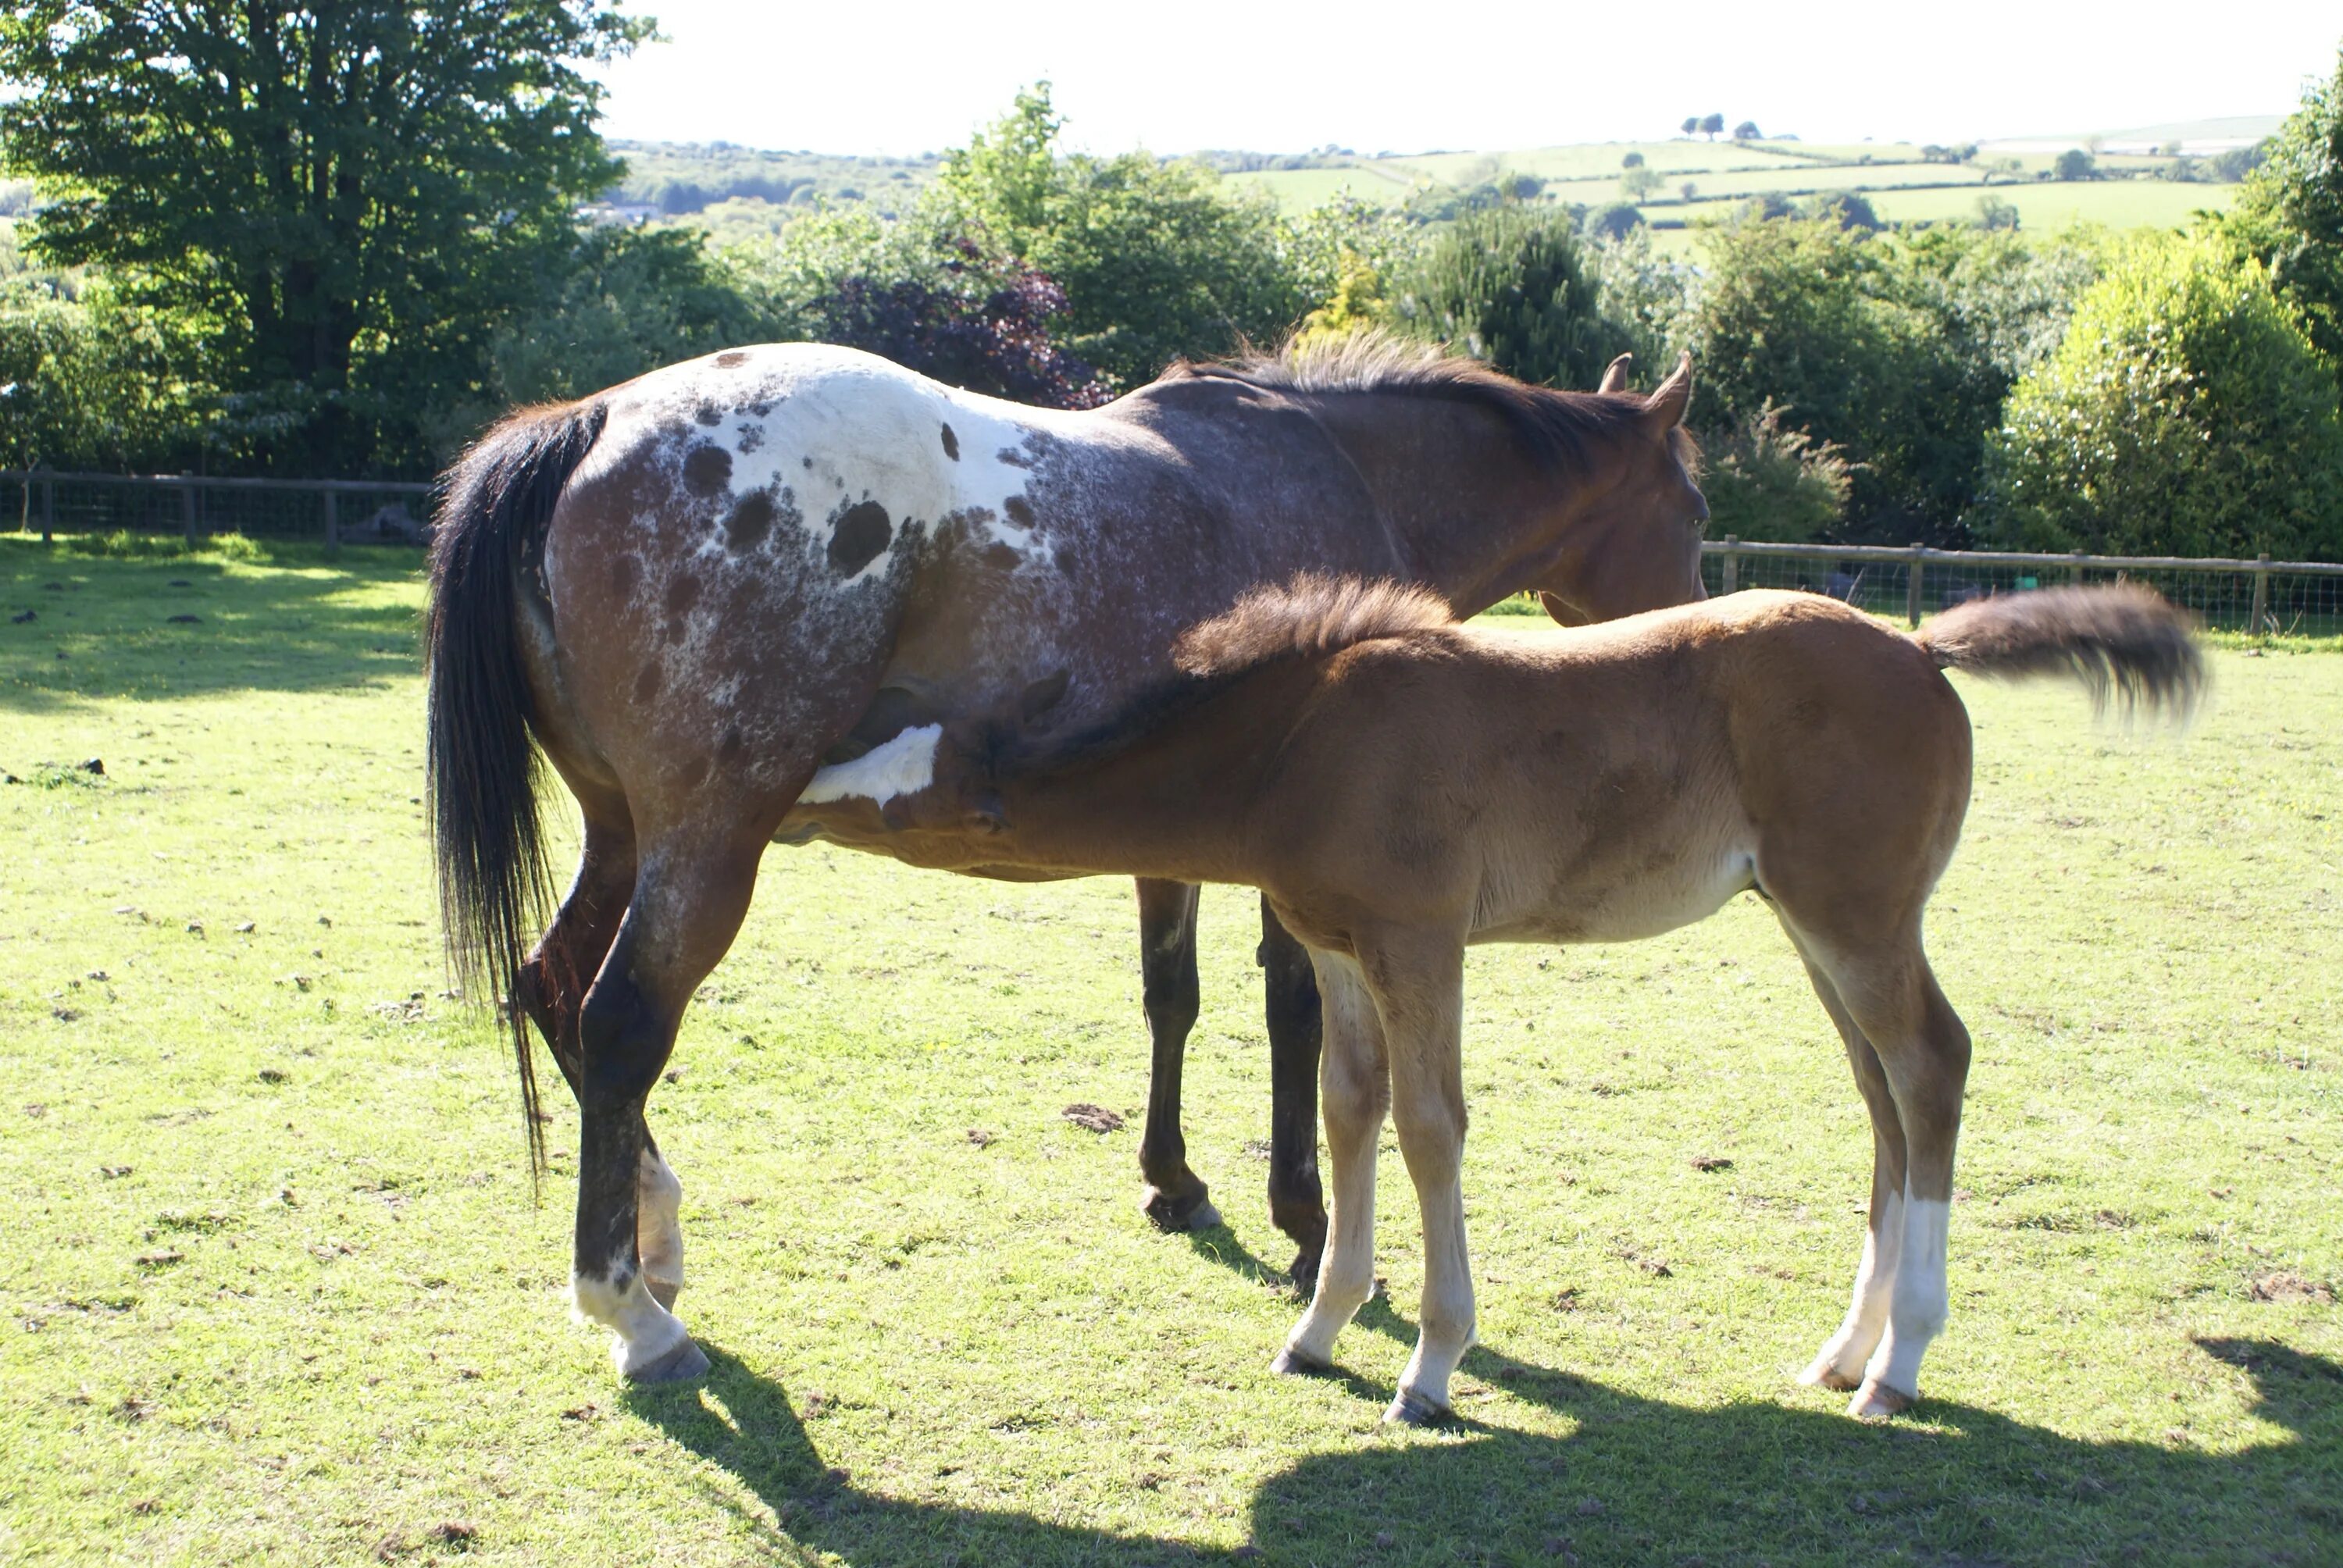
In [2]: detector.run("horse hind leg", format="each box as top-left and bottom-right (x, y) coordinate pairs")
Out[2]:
(1791, 951), (1909, 1395)
(568, 829), (764, 1383)
(1792, 928), (1972, 1419)
(1134, 879), (1219, 1232)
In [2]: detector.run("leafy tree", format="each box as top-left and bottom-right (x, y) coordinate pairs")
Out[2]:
(1806, 191), (1881, 231)
(1621, 166), (1664, 202)
(1621, 151), (1646, 169)
(2052, 148), (2099, 181)
(1975, 194), (2021, 232)
(812, 253), (1112, 411)
(1734, 121), (1762, 141)
(490, 227), (776, 407)
(1701, 114), (1726, 141)
(1291, 250), (1391, 353)
(1681, 181), (1700, 201)
(1393, 205), (1624, 389)
(2227, 45), (2343, 369)
(1985, 233), (2343, 559)
(1699, 401), (1853, 542)
(1587, 202), (1646, 241)
(932, 84), (1304, 387)
(0, 0), (651, 472)
(1681, 117), (1700, 138)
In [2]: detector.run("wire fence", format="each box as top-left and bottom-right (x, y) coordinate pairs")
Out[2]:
(0, 468), (434, 548)
(1705, 537), (2343, 640)
(5, 471), (2341, 639)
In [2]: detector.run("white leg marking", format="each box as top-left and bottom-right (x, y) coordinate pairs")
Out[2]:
(1862, 1194), (1949, 1404)
(795, 724), (941, 807)
(638, 1146), (684, 1299)
(571, 1249), (689, 1377)
(1804, 1189), (1903, 1388)
(1281, 953), (1381, 1371)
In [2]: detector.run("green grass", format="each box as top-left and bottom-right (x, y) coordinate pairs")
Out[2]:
(3, 539), (2338, 1566)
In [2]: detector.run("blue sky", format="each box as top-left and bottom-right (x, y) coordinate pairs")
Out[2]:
(592, 1), (2339, 155)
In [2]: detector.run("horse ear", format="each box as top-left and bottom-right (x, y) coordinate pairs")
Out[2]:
(1642, 351), (1692, 429)
(1597, 354), (1633, 394)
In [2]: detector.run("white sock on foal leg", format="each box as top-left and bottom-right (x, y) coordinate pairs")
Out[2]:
(1803, 1188), (1903, 1391)
(1853, 1193), (1949, 1417)
(571, 1247), (697, 1379)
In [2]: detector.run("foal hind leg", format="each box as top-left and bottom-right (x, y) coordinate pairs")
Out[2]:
(1792, 928), (1972, 1417)
(1134, 879), (1219, 1232)
(1792, 954), (1909, 1393)
(1261, 897), (1328, 1289)
(569, 835), (761, 1383)
(1276, 949), (1387, 1375)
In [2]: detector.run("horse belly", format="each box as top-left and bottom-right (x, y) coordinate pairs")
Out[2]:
(1476, 825), (1757, 946)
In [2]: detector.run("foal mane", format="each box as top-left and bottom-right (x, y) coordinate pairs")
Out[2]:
(1158, 330), (1656, 472)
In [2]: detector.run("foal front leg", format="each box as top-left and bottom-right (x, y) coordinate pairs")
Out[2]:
(1275, 949), (1386, 1374)
(1260, 897), (1328, 1288)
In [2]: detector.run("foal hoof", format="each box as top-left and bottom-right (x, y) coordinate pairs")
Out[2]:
(1384, 1388), (1453, 1427)
(1271, 1345), (1336, 1377)
(1140, 1185), (1222, 1234)
(1799, 1356), (1863, 1392)
(647, 1278), (680, 1313)
(1847, 1378), (1915, 1421)
(625, 1336), (710, 1385)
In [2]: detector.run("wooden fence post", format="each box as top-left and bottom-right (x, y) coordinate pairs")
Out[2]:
(1721, 535), (1739, 595)
(180, 476), (198, 547)
(2068, 549), (2085, 586)
(323, 488), (339, 555)
(2252, 552), (2270, 636)
(1907, 543), (1925, 627)
(39, 470), (54, 543)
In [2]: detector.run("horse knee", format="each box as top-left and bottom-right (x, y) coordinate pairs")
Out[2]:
(579, 976), (668, 1103)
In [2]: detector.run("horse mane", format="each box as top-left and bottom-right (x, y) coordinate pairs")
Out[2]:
(1157, 330), (1654, 472)
(963, 575), (1457, 784)
(1172, 573), (1455, 678)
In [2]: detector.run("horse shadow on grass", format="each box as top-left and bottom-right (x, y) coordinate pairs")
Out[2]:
(625, 1237), (2342, 1567)
(0, 540), (425, 713)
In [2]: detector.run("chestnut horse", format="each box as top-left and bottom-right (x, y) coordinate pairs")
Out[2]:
(901, 579), (2202, 1421)
(426, 337), (1709, 1381)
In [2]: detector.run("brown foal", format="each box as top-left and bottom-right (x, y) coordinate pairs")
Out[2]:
(899, 579), (2202, 1421)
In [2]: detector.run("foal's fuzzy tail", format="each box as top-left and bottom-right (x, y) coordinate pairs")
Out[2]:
(426, 398), (607, 1181)
(1913, 583), (2205, 721)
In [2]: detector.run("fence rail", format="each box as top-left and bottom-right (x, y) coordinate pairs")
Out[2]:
(1, 468), (434, 550)
(5, 472), (2340, 638)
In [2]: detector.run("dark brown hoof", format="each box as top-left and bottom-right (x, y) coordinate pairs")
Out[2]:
(1140, 1182), (1221, 1234)
(1271, 1345), (1335, 1377)
(647, 1279), (679, 1312)
(1286, 1245), (1322, 1295)
(626, 1336), (709, 1384)
(1384, 1388), (1453, 1427)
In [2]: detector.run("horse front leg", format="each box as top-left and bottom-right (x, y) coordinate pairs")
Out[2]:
(1260, 896), (1328, 1288)
(1135, 879), (1220, 1231)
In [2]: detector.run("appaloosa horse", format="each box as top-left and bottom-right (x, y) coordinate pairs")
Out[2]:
(426, 334), (1708, 1381)
(903, 579), (2202, 1421)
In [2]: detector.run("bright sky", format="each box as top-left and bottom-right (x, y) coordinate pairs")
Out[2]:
(593, 1), (2340, 156)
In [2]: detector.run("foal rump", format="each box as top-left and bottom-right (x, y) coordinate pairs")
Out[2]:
(1913, 583), (2204, 720)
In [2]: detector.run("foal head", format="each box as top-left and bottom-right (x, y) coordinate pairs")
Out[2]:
(1528, 352), (1709, 627)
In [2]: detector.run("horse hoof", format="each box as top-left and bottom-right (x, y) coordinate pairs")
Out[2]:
(1286, 1248), (1321, 1295)
(1799, 1356), (1861, 1392)
(1271, 1345), (1334, 1378)
(647, 1279), (680, 1312)
(1847, 1378), (1915, 1420)
(1384, 1388), (1452, 1427)
(626, 1336), (710, 1385)
(1140, 1185), (1221, 1234)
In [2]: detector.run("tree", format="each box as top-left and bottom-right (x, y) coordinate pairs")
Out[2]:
(1394, 205), (1625, 390)
(1621, 151), (1646, 169)
(1681, 182), (1699, 201)
(1806, 191), (1881, 232)
(1986, 233), (2343, 560)
(0, 1), (651, 472)
(1681, 117), (1701, 138)
(1975, 195), (2021, 232)
(1586, 202), (1646, 241)
(2052, 148), (2098, 181)
(1620, 166), (1664, 202)
(2227, 45), (2343, 370)
(1734, 121), (1762, 141)
(1701, 114), (1726, 141)
(1699, 401), (1853, 542)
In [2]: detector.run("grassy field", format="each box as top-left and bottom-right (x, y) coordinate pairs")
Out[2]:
(3, 538), (2338, 1566)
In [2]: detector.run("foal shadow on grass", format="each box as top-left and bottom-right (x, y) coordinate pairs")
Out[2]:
(625, 1228), (2341, 1566)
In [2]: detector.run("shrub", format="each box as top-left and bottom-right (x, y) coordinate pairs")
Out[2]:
(1985, 233), (2343, 559)
(1699, 401), (1853, 542)
(1392, 205), (1624, 389)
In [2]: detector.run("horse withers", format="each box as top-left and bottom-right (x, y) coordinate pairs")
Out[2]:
(904, 579), (2202, 1420)
(426, 337), (1709, 1382)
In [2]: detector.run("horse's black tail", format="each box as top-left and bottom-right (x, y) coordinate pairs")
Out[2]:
(1913, 583), (2205, 721)
(426, 399), (607, 1179)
